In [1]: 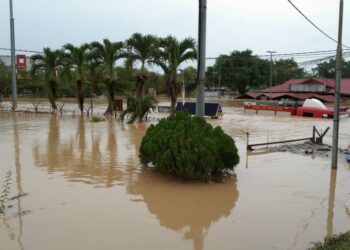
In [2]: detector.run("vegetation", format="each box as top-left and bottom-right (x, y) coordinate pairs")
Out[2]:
(0, 171), (12, 213)
(6, 33), (350, 111)
(91, 116), (105, 122)
(154, 36), (197, 112)
(90, 39), (125, 114)
(120, 96), (157, 123)
(309, 231), (350, 250)
(31, 48), (63, 110)
(125, 33), (158, 99)
(313, 59), (350, 78)
(207, 50), (307, 94)
(139, 111), (239, 181)
(63, 43), (90, 113)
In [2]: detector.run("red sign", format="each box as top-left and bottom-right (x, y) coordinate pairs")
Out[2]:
(16, 55), (27, 71)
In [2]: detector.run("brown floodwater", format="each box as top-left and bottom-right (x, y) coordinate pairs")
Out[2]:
(0, 108), (350, 250)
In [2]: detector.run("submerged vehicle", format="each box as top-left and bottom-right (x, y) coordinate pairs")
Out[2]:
(244, 98), (350, 118)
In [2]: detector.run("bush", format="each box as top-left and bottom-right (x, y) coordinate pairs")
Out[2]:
(120, 96), (157, 123)
(310, 231), (350, 249)
(139, 111), (239, 181)
(91, 116), (105, 122)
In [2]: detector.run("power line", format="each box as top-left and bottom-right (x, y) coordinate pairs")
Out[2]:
(287, 0), (350, 49)
(0, 47), (43, 54)
(299, 51), (350, 66)
(206, 49), (350, 60)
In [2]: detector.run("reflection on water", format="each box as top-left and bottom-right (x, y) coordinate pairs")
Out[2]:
(1, 111), (350, 250)
(13, 114), (24, 250)
(127, 170), (239, 250)
(327, 169), (337, 238)
(33, 116), (124, 187)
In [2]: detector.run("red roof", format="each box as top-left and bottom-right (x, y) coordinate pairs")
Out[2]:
(264, 78), (350, 95)
(241, 92), (264, 99)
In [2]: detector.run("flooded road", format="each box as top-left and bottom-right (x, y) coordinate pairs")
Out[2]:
(0, 109), (350, 250)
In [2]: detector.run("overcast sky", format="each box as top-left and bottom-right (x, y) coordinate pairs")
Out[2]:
(0, 0), (349, 63)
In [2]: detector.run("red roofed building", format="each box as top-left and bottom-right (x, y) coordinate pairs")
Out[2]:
(238, 78), (350, 103)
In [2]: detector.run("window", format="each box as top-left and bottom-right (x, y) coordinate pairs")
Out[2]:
(290, 84), (325, 93)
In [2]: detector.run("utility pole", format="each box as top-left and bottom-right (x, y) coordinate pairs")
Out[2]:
(331, 0), (344, 169)
(218, 62), (221, 99)
(266, 51), (276, 100)
(10, 0), (17, 109)
(196, 0), (206, 116)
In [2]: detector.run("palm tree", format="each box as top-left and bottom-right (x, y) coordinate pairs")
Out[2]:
(120, 96), (157, 123)
(63, 43), (90, 113)
(31, 48), (63, 110)
(125, 33), (158, 99)
(90, 39), (125, 115)
(87, 51), (103, 97)
(154, 36), (197, 112)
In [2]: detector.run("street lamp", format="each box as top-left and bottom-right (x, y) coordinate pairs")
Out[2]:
(9, 0), (17, 109)
(266, 51), (276, 100)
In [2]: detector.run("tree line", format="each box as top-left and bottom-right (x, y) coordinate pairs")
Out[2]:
(29, 34), (197, 114)
(2, 40), (350, 110)
(206, 50), (350, 94)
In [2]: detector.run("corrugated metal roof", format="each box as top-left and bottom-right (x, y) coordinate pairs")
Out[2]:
(264, 78), (350, 95)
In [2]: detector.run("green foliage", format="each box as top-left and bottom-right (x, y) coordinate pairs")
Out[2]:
(313, 59), (350, 78)
(309, 231), (350, 250)
(273, 58), (307, 85)
(0, 60), (11, 96)
(153, 36), (197, 112)
(183, 66), (197, 85)
(139, 111), (239, 181)
(120, 96), (157, 123)
(210, 50), (270, 94)
(0, 171), (12, 213)
(91, 116), (105, 122)
(208, 51), (307, 94)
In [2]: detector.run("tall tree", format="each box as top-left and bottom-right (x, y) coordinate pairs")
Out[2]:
(125, 33), (158, 99)
(0, 60), (11, 97)
(90, 39), (125, 115)
(154, 36), (197, 112)
(273, 58), (306, 84)
(63, 43), (90, 113)
(313, 59), (350, 78)
(31, 48), (63, 110)
(210, 50), (270, 94)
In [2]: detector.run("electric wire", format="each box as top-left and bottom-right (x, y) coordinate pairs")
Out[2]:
(287, 0), (350, 49)
(0, 48), (43, 54)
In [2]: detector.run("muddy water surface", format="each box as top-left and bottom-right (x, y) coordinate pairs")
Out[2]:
(0, 109), (350, 250)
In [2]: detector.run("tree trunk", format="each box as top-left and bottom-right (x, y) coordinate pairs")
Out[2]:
(76, 79), (84, 114)
(170, 83), (177, 113)
(48, 80), (57, 110)
(104, 80), (116, 115)
(135, 73), (147, 100)
(92, 75), (101, 96)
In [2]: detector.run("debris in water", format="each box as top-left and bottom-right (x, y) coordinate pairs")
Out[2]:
(8, 192), (29, 201)
(11, 210), (32, 218)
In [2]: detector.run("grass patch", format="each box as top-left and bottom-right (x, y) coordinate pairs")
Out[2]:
(91, 116), (105, 122)
(310, 231), (350, 249)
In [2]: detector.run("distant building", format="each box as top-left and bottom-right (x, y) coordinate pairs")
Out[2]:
(238, 78), (350, 103)
(0, 54), (33, 71)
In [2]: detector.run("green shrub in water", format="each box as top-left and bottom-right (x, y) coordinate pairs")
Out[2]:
(91, 116), (105, 122)
(120, 96), (157, 123)
(309, 231), (350, 249)
(139, 111), (239, 181)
